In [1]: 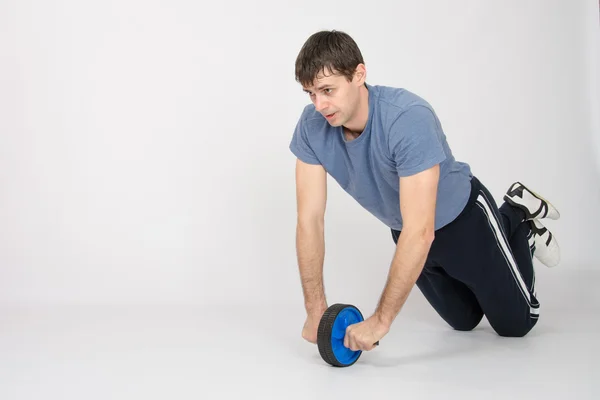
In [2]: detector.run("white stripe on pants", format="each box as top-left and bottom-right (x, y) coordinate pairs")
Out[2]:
(476, 192), (540, 317)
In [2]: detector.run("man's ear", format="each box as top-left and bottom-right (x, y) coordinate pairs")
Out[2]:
(353, 64), (367, 85)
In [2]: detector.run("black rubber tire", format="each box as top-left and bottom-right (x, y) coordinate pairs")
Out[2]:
(317, 303), (364, 367)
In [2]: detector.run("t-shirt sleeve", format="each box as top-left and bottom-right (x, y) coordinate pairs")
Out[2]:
(289, 117), (321, 165)
(389, 105), (447, 177)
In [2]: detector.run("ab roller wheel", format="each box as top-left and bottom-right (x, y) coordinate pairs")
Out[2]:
(317, 303), (379, 367)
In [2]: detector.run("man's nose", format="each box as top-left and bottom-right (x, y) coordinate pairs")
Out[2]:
(314, 96), (328, 112)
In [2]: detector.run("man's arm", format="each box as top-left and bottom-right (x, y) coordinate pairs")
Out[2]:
(374, 164), (440, 327)
(294, 158), (328, 314)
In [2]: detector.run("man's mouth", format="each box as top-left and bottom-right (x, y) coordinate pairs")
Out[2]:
(325, 112), (336, 119)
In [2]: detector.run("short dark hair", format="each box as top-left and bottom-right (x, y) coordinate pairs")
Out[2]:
(295, 30), (365, 88)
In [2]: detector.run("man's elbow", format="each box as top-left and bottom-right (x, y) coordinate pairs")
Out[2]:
(419, 227), (435, 246)
(297, 214), (325, 231)
(402, 225), (435, 247)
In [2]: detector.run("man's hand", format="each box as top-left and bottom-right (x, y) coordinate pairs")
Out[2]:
(344, 315), (390, 351)
(301, 305), (327, 344)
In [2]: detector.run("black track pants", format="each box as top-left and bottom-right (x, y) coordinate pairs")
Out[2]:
(392, 176), (539, 337)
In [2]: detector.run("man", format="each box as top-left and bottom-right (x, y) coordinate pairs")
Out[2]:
(289, 30), (561, 352)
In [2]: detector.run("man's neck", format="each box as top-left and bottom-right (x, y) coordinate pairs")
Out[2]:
(343, 84), (370, 137)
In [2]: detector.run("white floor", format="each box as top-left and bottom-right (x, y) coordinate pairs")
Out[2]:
(1, 270), (599, 400)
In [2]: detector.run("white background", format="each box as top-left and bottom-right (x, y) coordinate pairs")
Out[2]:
(1, 0), (598, 312)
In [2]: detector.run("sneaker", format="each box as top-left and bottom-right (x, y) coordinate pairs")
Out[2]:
(504, 182), (560, 221)
(529, 220), (560, 267)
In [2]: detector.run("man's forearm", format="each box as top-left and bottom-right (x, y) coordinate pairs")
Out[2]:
(296, 220), (327, 313)
(375, 228), (433, 326)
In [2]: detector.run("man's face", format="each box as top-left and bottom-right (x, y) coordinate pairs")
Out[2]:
(302, 69), (361, 127)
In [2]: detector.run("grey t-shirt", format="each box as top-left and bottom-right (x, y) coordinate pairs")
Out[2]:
(289, 83), (473, 231)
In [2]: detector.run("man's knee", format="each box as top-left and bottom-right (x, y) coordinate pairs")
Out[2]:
(448, 311), (484, 332)
(495, 325), (533, 337)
